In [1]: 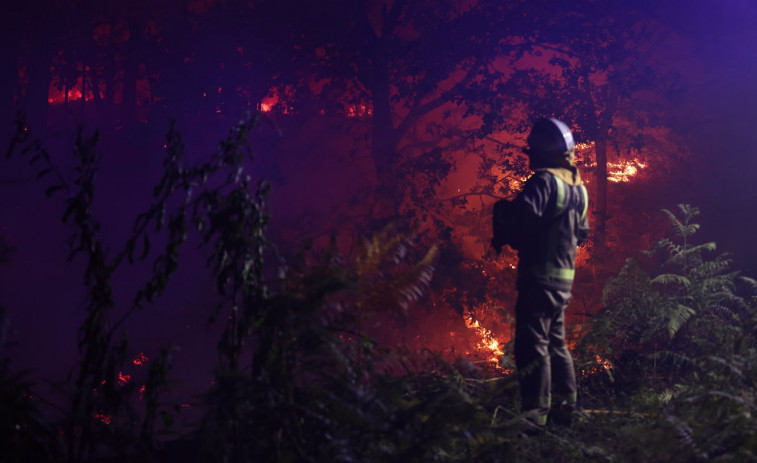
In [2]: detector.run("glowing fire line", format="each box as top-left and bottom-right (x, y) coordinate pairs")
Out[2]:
(607, 160), (646, 183)
(575, 141), (647, 183)
(464, 313), (613, 378)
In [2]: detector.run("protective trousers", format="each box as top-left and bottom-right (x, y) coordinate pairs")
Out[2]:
(514, 282), (577, 425)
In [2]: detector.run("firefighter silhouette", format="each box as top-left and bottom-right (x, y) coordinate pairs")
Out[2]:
(492, 117), (589, 427)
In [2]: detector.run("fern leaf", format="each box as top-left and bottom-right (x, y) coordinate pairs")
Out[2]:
(682, 223), (700, 236)
(707, 305), (740, 323)
(666, 414), (698, 454)
(739, 276), (757, 295)
(651, 273), (691, 288)
(684, 242), (717, 257)
(658, 237), (682, 258)
(394, 246), (438, 309)
(677, 203), (700, 220)
(668, 304), (696, 337)
(707, 356), (745, 382)
(601, 258), (652, 306)
(662, 208), (690, 239)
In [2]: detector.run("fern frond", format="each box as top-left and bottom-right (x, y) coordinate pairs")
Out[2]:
(694, 277), (735, 298)
(677, 203), (700, 221)
(684, 241), (717, 256)
(356, 225), (411, 276)
(681, 223), (700, 237)
(356, 227), (438, 315)
(738, 276), (757, 296)
(651, 274), (691, 288)
(394, 245), (438, 309)
(668, 304), (696, 338)
(666, 414), (700, 456)
(701, 286), (738, 304)
(651, 350), (695, 369)
(707, 390), (757, 412)
(658, 237), (683, 260)
(706, 356), (745, 383)
(662, 208), (687, 238)
(706, 305), (741, 323)
(601, 258), (652, 306)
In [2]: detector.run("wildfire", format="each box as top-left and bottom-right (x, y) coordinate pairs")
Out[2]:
(607, 159), (646, 183)
(464, 315), (505, 366)
(574, 141), (647, 183)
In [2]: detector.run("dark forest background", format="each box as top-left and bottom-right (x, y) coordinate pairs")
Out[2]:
(2, 1), (757, 462)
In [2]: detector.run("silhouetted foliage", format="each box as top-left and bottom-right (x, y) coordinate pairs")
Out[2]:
(576, 204), (757, 461)
(7, 108), (757, 462)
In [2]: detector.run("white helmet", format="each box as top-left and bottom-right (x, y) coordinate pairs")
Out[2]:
(524, 117), (575, 162)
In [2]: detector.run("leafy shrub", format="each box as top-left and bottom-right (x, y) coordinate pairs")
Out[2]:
(580, 204), (757, 461)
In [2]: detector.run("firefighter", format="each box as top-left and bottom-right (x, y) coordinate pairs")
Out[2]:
(492, 117), (589, 427)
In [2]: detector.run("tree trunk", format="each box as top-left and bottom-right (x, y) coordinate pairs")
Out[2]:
(369, 39), (401, 215)
(593, 85), (618, 251)
(594, 135), (608, 248)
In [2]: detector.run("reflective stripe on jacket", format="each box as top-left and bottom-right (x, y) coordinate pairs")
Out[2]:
(514, 168), (589, 291)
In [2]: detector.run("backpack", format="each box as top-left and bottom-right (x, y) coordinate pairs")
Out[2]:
(491, 198), (520, 254)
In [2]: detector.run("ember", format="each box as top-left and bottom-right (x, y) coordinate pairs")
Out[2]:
(95, 411), (112, 425)
(581, 354), (614, 378)
(117, 372), (131, 386)
(133, 352), (149, 366)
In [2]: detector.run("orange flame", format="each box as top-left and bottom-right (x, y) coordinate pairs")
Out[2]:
(574, 141), (647, 183)
(581, 354), (614, 378)
(595, 354), (612, 370)
(607, 160), (646, 183)
(464, 315), (505, 366)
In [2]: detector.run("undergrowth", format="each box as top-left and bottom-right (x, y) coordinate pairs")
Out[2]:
(3, 116), (757, 462)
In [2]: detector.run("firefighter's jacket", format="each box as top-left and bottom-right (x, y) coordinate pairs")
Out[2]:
(492, 166), (589, 292)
